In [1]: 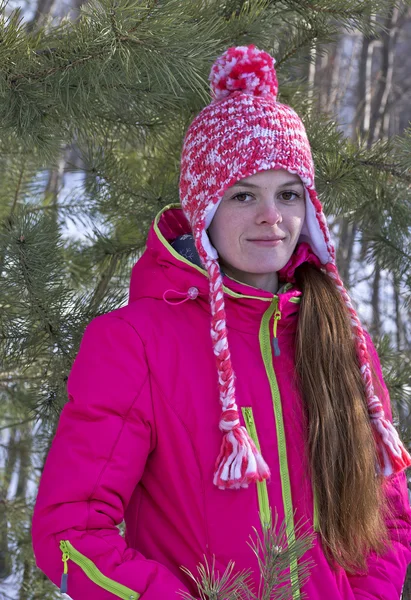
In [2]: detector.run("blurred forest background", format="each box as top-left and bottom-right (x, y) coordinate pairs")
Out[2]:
(1, 0), (411, 598)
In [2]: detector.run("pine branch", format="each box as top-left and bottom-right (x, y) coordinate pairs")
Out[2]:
(88, 253), (120, 313)
(357, 159), (411, 182)
(178, 510), (315, 600)
(179, 557), (253, 600)
(0, 417), (36, 432)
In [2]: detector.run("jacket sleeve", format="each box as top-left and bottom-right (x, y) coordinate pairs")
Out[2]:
(31, 313), (191, 600)
(346, 330), (411, 599)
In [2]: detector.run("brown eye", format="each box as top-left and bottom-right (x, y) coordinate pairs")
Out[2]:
(233, 193), (254, 202)
(280, 191), (301, 201)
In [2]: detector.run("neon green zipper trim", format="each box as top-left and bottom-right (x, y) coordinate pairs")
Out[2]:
(60, 540), (139, 599)
(259, 298), (301, 600)
(273, 306), (281, 339)
(241, 407), (271, 529)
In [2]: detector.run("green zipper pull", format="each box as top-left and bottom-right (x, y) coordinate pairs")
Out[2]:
(272, 300), (282, 356)
(60, 541), (69, 594)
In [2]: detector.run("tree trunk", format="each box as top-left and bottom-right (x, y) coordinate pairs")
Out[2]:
(0, 429), (18, 580)
(325, 39), (342, 116)
(336, 217), (357, 288)
(353, 14), (377, 139)
(370, 262), (381, 337)
(43, 145), (69, 226)
(26, 0), (58, 32)
(15, 425), (32, 499)
(370, 2), (400, 142)
(393, 271), (405, 350)
(307, 43), (317, 113)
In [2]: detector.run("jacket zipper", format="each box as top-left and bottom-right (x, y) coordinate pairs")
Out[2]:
(241, 407), (272, 529)
(272, 294), (318, 533)
(260, 297), (301, 600)
(60, 540), (139, 599)
(272, 293), (318, 533)
(272, 304), (282, 356)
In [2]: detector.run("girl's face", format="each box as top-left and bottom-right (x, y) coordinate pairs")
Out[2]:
(207, 168), (306, 294)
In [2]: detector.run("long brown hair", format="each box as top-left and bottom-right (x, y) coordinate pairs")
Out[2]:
(294, 262), (394, 574)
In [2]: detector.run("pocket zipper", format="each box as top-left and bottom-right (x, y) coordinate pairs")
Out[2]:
(241, 407), (272, 529)
(60, 540), (139, 599)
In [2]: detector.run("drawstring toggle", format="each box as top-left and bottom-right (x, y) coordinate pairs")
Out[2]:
(163, 286), (199, 305)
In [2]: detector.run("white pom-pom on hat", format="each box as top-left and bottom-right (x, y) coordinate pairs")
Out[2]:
(209, 44), (278, 102)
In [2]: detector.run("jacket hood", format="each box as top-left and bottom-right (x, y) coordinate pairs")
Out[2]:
(129, 205), (210, 304)
(128, 204), (302, 328)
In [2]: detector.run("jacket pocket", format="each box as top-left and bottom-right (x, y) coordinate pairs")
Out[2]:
(241, 407), (271, 529)
(60, 540), (140, 599)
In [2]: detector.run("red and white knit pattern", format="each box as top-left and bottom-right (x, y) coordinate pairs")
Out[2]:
(209, 44), (278, 102)
(178, 44), (411, 489)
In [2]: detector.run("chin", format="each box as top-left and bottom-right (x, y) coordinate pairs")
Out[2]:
(246, 261), (287, 273)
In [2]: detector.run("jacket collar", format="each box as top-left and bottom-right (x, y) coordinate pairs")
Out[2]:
(128, 204), (302, 334)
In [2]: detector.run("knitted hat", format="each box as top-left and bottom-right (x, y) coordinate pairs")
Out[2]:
(178, 44), (411, 490)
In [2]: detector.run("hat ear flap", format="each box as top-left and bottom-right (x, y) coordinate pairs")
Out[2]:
(201, 229), (219, 261)
(298, 185), (333, 265)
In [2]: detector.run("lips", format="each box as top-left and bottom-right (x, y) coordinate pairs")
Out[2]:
(248, 238), (284, 247)
(249, 238), (284, 242)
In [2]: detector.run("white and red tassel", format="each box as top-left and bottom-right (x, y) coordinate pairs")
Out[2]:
(213, 413), (271, 490)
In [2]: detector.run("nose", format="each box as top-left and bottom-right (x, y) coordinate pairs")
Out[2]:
(256, 199), (282, 225)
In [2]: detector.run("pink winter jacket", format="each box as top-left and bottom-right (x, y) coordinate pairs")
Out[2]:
(32, 205), (411, 599)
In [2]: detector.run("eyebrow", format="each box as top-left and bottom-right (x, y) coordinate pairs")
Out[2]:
(231, 180), (304, 189)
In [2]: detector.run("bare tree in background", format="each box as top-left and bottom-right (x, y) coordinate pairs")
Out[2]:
(26, 0), (57, 32)
(312, 3), (411, 340)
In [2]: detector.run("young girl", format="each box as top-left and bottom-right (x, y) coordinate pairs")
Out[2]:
(32, 44), (411, 600)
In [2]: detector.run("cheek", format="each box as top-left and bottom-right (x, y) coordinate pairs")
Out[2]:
(208, 213), (245, 261)
(217, 224), (241, 253)
(288, 210), (305, 234)
(210, 206), (239, 243)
